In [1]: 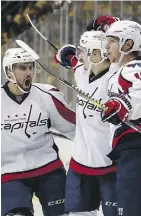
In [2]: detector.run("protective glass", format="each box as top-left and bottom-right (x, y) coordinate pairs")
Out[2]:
(76, 44), (88, 60)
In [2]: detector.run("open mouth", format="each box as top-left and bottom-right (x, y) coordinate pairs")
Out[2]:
(24, 77), (32, 86)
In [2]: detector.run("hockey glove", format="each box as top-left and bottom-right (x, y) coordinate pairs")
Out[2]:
(86, 16), (120, 32)
(54, 44), (77, 69)
(101, 98), (129, 125)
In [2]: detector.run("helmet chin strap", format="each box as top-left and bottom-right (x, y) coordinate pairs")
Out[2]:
(116, 50), (125, 65)
(92, 57), (107, 65)
(116, 41), (135, 65)
(86, 57), (93, 74)
(15, 83), (31, 94)
(86, 55), (107, 74)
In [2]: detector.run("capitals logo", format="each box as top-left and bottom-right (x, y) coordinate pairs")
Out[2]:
(1, 105), (50, 138)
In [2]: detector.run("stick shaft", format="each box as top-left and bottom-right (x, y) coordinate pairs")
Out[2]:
(37, 60), (105, 110)
(21, 20), (141, 134)
(27, 14), (58, 51)
(37, 61), (141, 134)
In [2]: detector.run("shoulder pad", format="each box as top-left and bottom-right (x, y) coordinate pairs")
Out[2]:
(33, 82), (58, 91)
(32, 82), (66, 104)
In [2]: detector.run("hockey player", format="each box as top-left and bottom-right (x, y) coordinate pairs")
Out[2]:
(1, 47), (76, 216)
(54, 16), (119, 216)
(101, 20), (141, 216)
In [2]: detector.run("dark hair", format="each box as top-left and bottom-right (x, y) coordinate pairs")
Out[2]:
(131, 51), (139, 57)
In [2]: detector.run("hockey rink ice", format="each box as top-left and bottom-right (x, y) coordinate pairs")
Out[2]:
(33, 135), (103, 216)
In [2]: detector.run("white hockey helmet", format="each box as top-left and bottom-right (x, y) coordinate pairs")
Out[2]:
(106, 20), (141, 53)
(79, 30), (107, 61)
(76, 30), (108, 73)
(3, 47), (36, 93)
(3, 48), (36, 75)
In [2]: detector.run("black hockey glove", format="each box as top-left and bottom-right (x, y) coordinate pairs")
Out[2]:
(54, 44), (76, 69)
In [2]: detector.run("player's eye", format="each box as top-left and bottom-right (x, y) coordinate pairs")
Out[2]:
(19, 65), (26, 70)
(29, 65), (34, 71)
(110, 39), (116, 43)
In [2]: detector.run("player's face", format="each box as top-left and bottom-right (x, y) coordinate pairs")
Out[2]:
(12, 62), (36, 92)
(106, 36), (121, 63)
(76, 45), (89, 70)
(91, 49), (102, 63)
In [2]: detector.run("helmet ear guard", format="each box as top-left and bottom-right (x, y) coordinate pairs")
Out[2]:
(5, 66), (10, 74)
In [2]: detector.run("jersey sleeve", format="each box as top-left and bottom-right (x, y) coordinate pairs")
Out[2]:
(117, 60), (141, 120)
(33, 83), (76, 140)
(47, 89), (76, 140)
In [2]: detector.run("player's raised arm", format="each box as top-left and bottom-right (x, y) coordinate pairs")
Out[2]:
(47, 87), (76, 140)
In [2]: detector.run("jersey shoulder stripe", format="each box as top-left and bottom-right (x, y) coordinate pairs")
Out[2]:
(32, 83), (76, 124)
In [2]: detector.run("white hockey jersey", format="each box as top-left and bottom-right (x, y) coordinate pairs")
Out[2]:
(107, 58), (141, 152)
(70, 64), (116, 175)
(1, 82), (76, 183)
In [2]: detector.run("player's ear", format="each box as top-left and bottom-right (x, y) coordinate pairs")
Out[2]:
(5, 66), (12, 79)
(122, 39), (134, 52)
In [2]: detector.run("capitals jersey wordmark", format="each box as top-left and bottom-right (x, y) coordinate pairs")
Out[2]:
(77, 87), (103, 119)
(1, 82), (75, 180)
(1, 105), (50, 138)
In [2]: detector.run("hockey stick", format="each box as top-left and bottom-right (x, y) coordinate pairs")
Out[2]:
(37, 61), (141, 134)
(16, 39), (104, 110)
(26, 14), (58, 51)
(15, 39), (141, 134)
(26, 17), (141, 134)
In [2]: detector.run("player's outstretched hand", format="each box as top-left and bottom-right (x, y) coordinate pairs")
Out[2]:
(54, 44), (77, 69)
(86, 16), (120, 32)
(101, 99), (129, 125)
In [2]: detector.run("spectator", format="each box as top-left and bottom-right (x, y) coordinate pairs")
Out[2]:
(13, 8), (23, 25)
(23, 2), (37, 23)
(5, 15), (18, 38)
(1, 1), (66, 44)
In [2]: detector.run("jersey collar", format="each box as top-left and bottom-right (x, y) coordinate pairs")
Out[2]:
(3, 82), (29, 104)
(89, 67), (109, 83)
